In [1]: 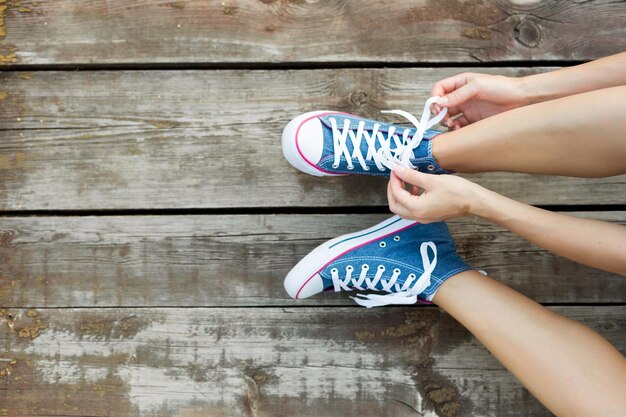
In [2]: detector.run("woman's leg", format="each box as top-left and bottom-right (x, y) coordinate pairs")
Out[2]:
(433, 270), (626, 417)
(432, 86), (626, 178)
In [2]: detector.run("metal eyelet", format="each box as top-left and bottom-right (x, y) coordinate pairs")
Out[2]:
(347, 165), (354, 170)
(377, 265), (385, 271)
(408, 273), (416, 279)
(393, 236), (400, 242)
(331, 268), (338, 273)
(393, 268), (401, 274)
(363, 166), (370, 171)
(378, 167), (386, 171)
(346, 265), (354, 272)
(379, 241), (386, 248)
(332, 163), (339, 169)
(426, 164), (435, 171)
(362, 264), (369, 271)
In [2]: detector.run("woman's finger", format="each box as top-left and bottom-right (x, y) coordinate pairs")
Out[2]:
(455, 115), (471, 127)
(387, 177), (413, 218)
(392, 166), (432, 190)
(389, 172), (422, 211)
(440, 106), (463, 128)
(431, 73), (472, 97)
(441, 83), (479, 108)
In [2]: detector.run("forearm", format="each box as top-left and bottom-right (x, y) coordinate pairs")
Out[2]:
(433, 86), (626, 177)
(434, 271), (626, 417)
(470, 185), (626, 276)
(521, 52), (626, 104)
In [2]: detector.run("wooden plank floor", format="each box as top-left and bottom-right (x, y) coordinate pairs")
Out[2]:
(1, 1), (625, 416)
(2, 69), (626, 210)
(2, 0), (626, 65)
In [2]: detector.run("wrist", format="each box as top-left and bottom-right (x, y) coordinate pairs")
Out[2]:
(517, 74), (545, 106)
(466, 182), (500, 220)
(518, 71), (567, 106)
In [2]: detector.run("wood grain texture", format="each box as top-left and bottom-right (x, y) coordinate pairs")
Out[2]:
(1, 2), (624, 416)
(1, 306), (624, 417)
(1, 0), (625, 66)
(1, 68), (625, 210)
(0, 213), (623, 307)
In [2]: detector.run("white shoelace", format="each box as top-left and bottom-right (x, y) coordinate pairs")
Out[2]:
(329, 97), (447, 171)
(330, 241), (438, 308)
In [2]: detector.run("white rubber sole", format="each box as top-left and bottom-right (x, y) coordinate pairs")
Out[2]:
(284, 215), (418, 300)
(281, 110), (348, 177)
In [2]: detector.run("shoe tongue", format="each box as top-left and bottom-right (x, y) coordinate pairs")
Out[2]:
(321, 277), (334, 291)
(319, 114), (419, 160)
(319, 114), (444, 164)
(319, 114), (400, 134)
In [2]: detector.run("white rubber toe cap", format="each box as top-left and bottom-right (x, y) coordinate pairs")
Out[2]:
(284, 271), (325, 300)
(282, 111), (334, 177)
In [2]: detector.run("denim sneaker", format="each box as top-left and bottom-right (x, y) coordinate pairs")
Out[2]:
(282, 97), (451, 177)
(284, 215), (471, 307)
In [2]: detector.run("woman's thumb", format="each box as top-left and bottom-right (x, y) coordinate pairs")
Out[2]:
(440, 83), (477, 107)
(392, 165), (431, 189)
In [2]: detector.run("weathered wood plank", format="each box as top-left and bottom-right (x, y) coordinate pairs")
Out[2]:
(1, 1), (625, 66)
(1, 213), (624, 307)
(0, 307), (623, 417)
(1, 68), (625, 210)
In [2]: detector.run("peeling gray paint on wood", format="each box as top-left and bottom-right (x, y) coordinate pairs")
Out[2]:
(1, 1), (624, 415)
(0, 213), (624, 308)
(1, 0), (625, 65)
(1, 307), (624, 417)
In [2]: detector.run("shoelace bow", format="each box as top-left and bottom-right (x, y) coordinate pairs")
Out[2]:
(329, 96), (447, 171)
(330, 241), (438, 308)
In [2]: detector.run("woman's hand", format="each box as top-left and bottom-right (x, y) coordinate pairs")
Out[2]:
(431, 73), (528, 129)
(387, 165), (484, 223)
(432, 53), (626, 130)
(389, 166), (626, 276)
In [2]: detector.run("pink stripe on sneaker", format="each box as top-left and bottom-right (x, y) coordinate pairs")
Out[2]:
(295, 111), (351, 175)
(295, 221), (419, 299)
